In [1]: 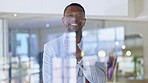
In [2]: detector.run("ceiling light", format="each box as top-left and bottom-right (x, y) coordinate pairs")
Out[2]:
(126, 50), (131, 56)
(139, 33), (143, 37)
(115, 41), (119, 46)
(122, 45), (126, 49)
(13, 14), (17, 17)
(46, 24), (50, 27)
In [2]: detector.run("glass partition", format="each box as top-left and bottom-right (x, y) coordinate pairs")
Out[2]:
(116, 34), (144, 82)
(8, 28), (40, 83)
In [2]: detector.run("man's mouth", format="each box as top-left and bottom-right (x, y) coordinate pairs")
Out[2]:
(70, 23), (78, 27)
(68, 23), (79, 32)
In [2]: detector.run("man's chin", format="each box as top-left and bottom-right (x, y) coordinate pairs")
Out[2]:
(68, 27), (78, 32)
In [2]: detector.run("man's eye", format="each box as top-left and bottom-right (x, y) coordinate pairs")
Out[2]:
(77, 16), (83, 19)
(66, 14), (73, 17)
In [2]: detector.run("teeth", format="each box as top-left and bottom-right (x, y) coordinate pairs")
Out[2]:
(71, 24), (77, 26)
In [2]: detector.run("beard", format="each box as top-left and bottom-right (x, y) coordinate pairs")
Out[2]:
(68, 25), (78, 32)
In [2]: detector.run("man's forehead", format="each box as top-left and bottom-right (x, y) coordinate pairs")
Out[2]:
(65, 6), (84, 13)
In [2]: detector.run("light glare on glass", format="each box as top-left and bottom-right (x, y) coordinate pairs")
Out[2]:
(126, 50), (131, 56)
(81, 51), (84, 57)
(115, 41), (119, 46)
(98, 50), (106, 57)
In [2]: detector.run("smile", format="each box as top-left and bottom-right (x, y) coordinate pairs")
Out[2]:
(70, 23), (78, 26)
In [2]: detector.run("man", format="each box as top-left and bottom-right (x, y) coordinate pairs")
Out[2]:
(43, 3), (106, 83)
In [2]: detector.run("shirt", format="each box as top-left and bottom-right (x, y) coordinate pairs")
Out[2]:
(43, 33), (106, 83)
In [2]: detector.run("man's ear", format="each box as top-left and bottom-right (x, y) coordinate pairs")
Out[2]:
(82, 18), (86, 27)
(62, 17), (67, 26)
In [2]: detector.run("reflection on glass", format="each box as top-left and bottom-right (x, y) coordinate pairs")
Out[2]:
(1, 26), (126, 83)
(16, 33), (29, 56)
(116, 34), (144, 82)
(7, 29), (40, 83)
(45, 26), (124, 83)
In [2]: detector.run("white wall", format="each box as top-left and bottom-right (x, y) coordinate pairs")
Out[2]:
(0, 19), (8, 63)
(0, 19), (3, 58)
(0, 0), (128, 16)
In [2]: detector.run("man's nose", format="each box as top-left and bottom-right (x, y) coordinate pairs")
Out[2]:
(70, 17), (77, 23)
(73, 16), (79, 22)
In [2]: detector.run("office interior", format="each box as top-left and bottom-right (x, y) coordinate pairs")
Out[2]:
(0, 0), (148, 83)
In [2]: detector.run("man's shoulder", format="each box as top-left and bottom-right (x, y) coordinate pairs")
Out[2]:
(44, 36), (63, 47)
(45, 35), (63, 46)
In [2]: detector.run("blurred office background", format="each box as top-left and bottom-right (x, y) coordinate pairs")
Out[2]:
(0, 0), (148, 83)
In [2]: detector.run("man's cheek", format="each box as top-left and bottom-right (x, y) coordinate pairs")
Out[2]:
(63, 20), (68, 26)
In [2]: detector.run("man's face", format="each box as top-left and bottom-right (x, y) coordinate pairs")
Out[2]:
(62, 6), (86, 32)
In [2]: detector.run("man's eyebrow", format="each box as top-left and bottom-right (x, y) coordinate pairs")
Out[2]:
(66, 12), (72, 14)
(66, 12), (84, 14)
(77, 12), (84, 15)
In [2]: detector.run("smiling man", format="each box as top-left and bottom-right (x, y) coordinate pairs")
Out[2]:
(43, 3), (106, 83)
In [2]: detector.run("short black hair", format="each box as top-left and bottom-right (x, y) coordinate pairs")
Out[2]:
(63, 3), (85, 16)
